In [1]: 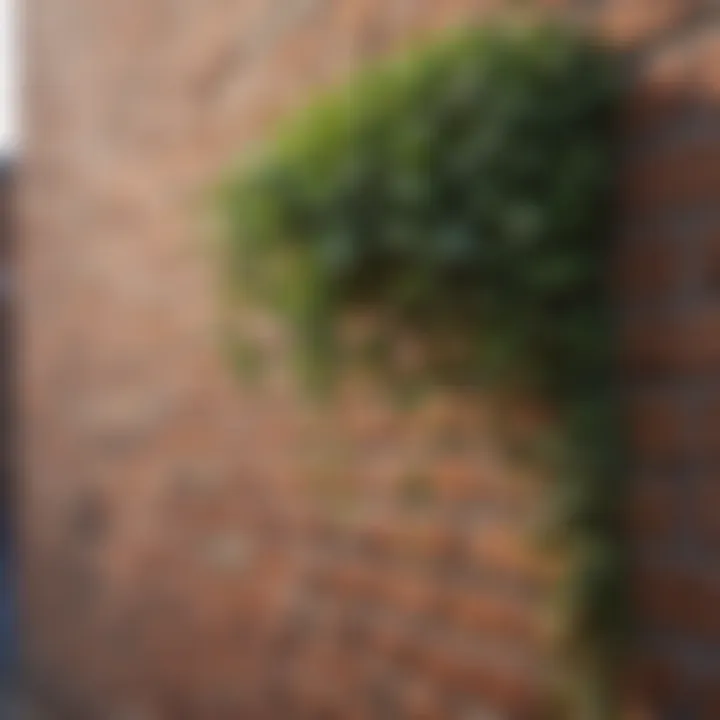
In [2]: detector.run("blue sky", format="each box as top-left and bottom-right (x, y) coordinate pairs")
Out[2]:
(0, 0), (16, 154)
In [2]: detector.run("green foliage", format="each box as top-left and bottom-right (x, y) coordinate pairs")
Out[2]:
(218, 21), (625, 719)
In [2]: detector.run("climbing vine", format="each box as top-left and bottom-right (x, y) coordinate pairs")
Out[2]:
(218, 21), (626, 719)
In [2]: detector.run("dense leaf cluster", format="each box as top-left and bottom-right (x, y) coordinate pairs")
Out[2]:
(219, 22), (624, 719)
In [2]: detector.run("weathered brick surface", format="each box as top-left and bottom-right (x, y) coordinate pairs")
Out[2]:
(20, 0), (720, 718)
(615, 18), (720, 720)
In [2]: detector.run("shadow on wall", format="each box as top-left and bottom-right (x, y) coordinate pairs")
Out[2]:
(619, 39), (720, 720)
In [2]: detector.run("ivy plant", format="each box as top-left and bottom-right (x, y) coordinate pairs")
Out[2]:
(218, 21), (625, 720)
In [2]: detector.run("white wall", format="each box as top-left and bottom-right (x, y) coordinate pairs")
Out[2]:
(0, 0), (17, 154)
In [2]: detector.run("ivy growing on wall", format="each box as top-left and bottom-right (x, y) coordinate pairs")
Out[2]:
(218, 21), (625, 719)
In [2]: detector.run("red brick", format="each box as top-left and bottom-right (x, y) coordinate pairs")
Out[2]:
(468, 522), (560, 584)
(690, 32), (720, 97)
(24, 0), (720, 716)
(374, 572), (438, 617)
(701, 233), (720, 292)
(397, 681), (447, 720)
(626, 475), (681, 544)
(433, 458), (481, 505)
(627, 391), (689, 464)
(634, 567), (720, 641)
(357, 516), (463, 564)
(623, 307), (720, 376)
(444, 590), (544, 648)
(622, 83), (692, 140)
(632, 653), (697, 719)
(414, 644), (539, 713)
(623, 144), (720, 214)
(597, 0), (702, 47)
(689, 476), (720, 546)
(698, 396), (720, 460)
(614, 239), (685, 305)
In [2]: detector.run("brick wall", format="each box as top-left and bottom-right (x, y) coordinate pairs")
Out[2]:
(19, 1), (720, 718)
(619, 16), (720, 719)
